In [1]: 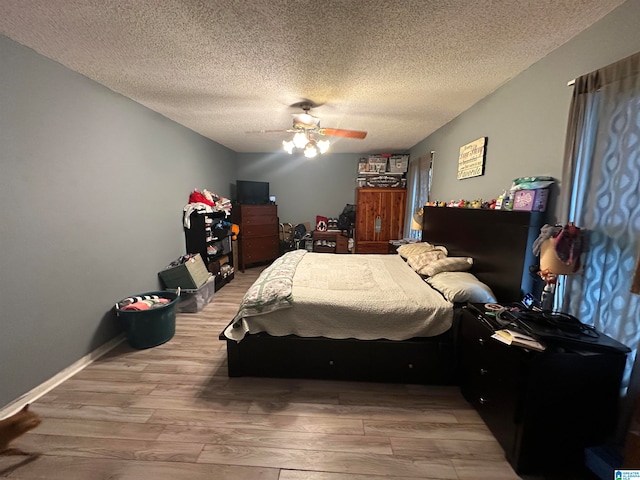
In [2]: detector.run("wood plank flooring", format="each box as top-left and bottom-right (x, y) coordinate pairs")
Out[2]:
(0, 267), (577, 479)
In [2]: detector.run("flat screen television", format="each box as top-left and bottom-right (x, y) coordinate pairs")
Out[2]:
(236, 180), (270, 205)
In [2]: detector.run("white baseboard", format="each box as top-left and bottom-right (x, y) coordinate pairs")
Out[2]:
(0, 334), (126, 419)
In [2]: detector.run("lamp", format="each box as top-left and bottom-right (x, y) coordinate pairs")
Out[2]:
(282, 129), (330, 157)
(411, 207), (424, 231)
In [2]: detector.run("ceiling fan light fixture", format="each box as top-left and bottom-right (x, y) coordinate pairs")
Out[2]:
(278, 102), (360, 156)
(304, 142), (319, 158)
(292, 131), (308, 149)
(317, 139), (330, 154)
(294, 112), (319, 128)
(282, 139), (295, 154)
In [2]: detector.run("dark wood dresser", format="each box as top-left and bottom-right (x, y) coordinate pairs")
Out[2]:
(458, 303), (629, 475)
(235, 204), (279, 272)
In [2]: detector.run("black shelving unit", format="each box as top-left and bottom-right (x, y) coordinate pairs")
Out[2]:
(184, 211), (234, 290)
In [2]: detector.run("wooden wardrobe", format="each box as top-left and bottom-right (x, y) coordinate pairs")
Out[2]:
(354, 187), (406, 254)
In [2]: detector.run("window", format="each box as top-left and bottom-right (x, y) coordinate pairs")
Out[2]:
(404, 152), (433, 239)
(559, 52), (640, 393)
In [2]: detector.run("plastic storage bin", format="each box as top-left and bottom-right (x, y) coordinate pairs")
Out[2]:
(169, 276), (215, 313)
(116, 291), (179, 349)
(158, 254), (210, 289)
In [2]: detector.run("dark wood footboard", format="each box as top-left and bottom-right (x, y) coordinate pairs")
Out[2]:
(220, 320), (458, 385)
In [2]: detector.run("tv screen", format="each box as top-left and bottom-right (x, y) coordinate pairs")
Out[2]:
(236, 180), (270, 205)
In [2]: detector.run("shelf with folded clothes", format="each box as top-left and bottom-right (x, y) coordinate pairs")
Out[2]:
(184, 210), (234, 290)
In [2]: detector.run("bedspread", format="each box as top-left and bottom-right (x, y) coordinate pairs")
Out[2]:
(232, 249), (306, 319)
(224, 251), (453, 342)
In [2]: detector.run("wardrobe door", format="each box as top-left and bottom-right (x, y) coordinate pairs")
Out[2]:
(355, 187), (406, 254)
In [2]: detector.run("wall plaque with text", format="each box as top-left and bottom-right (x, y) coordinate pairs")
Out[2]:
(457, 137), (487, 179)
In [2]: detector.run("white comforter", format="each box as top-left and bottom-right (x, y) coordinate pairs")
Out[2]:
(224, 252), (453, 342)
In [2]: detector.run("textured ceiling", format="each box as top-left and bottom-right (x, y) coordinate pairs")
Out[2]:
(0, 1), (627, 154)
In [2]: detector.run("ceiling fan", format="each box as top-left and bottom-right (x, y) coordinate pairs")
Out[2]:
(258, 101), (367, 157)
(289, 102), (368, 139)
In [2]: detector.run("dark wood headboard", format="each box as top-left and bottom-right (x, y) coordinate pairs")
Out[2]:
(421, 206), (544, 302)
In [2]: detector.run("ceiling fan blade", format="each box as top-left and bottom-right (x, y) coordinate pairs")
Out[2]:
(245, 129), (295, 134)
(318, 128), (367, 139)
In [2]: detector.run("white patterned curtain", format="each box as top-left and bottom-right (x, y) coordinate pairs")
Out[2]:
(558, 51), (640, 399)
(404, 152), (433, 239)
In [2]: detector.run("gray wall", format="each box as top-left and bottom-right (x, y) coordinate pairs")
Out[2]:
(410, 0), (640, 223)
(0, 36), (237, 408)
(236, 152), (363, 226)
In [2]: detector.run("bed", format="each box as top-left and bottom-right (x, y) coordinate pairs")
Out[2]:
(220, 206), (544, 384)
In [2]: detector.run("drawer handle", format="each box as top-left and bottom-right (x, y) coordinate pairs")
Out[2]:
(480, 368), (488, 375)
(479, 397), (487, 405)
(478, 338), (485, 345)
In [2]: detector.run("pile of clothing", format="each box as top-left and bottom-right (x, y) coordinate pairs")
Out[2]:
(117, 295), (171, 311)
(183, 189), (232, 228)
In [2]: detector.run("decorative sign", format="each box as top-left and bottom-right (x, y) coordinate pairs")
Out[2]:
(365, 174), (405, 188)
(457, 137), (487, 179)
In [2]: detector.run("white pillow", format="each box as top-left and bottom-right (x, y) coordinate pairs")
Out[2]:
(406, 250), (448, 274)
(396, 242), (448, 259)
(421, 257), (473, 277)
(426, 272), (497, 303)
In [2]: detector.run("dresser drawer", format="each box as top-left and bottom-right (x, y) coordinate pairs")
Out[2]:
(242, 223), (279, 237)
(240, 204), (277, 219)
(243, 214), (278, 226)
(458, 308), (525, 457)
(242, 237), (279, 263)
(355, 241), (389, 254)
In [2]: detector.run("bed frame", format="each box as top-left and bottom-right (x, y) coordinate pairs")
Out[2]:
(220, 207), (544, 384)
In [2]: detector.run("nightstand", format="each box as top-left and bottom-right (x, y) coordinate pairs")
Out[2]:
(458, 303), (628, 475)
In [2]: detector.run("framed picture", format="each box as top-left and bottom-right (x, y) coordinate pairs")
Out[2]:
(457, 137), (487, 179)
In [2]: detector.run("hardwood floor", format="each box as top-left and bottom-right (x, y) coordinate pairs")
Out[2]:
(1, 267), (560, 479)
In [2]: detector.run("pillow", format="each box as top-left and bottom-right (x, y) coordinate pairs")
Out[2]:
(406, 250), (448, 274)
(396, 242), (448, 259)
(426, 272), (497, 303)
(420, 257), (473, 277)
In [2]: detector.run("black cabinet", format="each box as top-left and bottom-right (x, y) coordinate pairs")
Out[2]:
(458, 304), (628, 475)
(184, 211), (234, 290)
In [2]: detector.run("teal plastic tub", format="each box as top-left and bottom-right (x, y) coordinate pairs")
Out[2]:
(116, 291), (179, 349)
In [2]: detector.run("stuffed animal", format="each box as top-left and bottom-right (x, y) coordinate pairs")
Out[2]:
(470, 199), (482, 209)
(231, 223), (240, 241)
